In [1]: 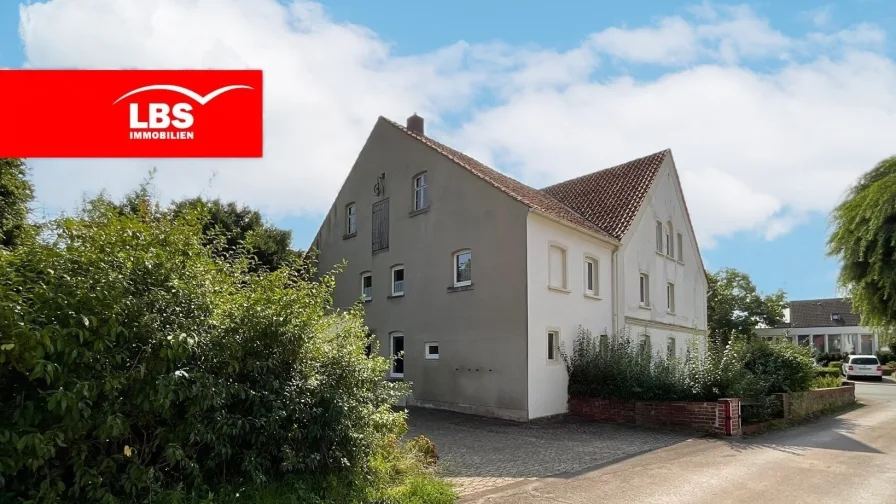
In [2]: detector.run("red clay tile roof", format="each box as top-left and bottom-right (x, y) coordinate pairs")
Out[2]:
(382, 117), (616, 241)
(541, 150), (669, 240)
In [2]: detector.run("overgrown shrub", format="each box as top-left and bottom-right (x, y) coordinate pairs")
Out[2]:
(828, 361), (842, 369)
(810, 375), (843, 389)
(876, 351), (895, 365)
(0, 196), (417, 503)
(407, 435), (439, 467)
(564, 328), (814, 402)
(814, 368), (841, 378)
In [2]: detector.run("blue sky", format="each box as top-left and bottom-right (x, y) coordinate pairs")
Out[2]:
(5, 0), (896, 301)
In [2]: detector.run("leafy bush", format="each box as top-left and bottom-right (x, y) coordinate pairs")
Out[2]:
(0, 196), (420, 503)
(876, 351), (895, 365)
(564, 329), (814, 402)
(814, 367), (841, 378)
(811, 375), (843, 389)
(828, 361), (842, 369)
(407, 435), (439, 468)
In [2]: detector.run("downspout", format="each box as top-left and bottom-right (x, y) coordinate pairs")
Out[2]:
(611, 248), (618, 335)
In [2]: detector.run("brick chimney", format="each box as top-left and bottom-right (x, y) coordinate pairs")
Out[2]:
(406, 113), (424, 135)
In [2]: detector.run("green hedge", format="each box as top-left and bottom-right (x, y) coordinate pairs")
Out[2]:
(828, 361), (842, 369)
(564, 329), (815, 402)
(814, 367), (841, 378)
(0, 197), (416, 503)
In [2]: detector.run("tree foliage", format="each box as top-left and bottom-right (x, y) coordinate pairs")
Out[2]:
(0, 193), (408, 503)
(828, 155), (896, 333)
(707, 268), (787, 349)
(0, 158), (35, 249)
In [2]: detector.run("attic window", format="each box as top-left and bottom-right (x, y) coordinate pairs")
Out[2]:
(831, 313), (841, 321)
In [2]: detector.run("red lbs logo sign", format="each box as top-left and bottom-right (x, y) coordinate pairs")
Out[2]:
(0, 70), (263, 158)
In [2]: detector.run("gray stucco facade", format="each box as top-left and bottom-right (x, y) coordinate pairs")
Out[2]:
(313, 117), (531, 420)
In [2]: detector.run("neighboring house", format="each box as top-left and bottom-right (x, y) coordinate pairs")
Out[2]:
(756, 298), (886, 355)
(312, 114), (708, 421)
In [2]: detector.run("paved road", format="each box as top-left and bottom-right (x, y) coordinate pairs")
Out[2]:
(470, 379), (896, 503)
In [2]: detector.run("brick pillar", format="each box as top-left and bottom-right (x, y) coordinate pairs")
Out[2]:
(716, 398), (742, 436)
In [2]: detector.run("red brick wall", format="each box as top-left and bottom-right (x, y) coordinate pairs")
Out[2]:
(569, 397), (742, 436)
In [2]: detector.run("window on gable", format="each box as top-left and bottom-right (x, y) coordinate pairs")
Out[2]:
(676, 232), (683, 262)
(413, 172), (429, 211)
(391, 265), (405, 296)
(390, 332), (404, 378)
(361, 272), (372, 301)
(656, 221), (663, 253)
(346, 203), (357, 235)
(667, 282), (675, 313)
(585, 257), (598, 296)
(547, 330), (559, 362)
(548, 244), (568, 290)
(639, 273), (649, 306)
(666, 221), (674, 256)
(453, 250), (472, 287)
(667, 336), (676, 358)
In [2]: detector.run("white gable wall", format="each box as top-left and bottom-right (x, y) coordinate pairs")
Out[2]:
(525, 212), (615, 419)
(619, 157), (707, 356)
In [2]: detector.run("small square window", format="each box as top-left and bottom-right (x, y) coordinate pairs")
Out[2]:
(414, 173), (429, 211)
(547, 330), (559, 361)
(639, 273), (649, 306)
(425, 341), (439, 359)
(392, 265), (405, 296)
(361, 272), (372, 301)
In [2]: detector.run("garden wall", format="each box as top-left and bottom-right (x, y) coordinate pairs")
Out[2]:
(780, 383), (855, 420)
(568, 397), (742, 436)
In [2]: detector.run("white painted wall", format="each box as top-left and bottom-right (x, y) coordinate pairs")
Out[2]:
(526, 212), (615, 419)
(618, 158), (707, 353)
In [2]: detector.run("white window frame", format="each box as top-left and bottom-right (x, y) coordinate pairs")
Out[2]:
(584, 255), (599, 297)
(667, 282), (675, 314)
(453, 249), (472, 287)
(346, 203), (357, 235)
(548, 243), (568, 291)
(655, 221), (663, 253)
(391, 264), (405, 297)
(413, 172), (429, 211)
(361, 271), (372, 301)
(639, 273), (649, 307)
(424, 341), (439, 360)
(676, 232), (683, 262)
(390, 332), (405, 378)
(546, 329), (560, 364)
(667, 336), (676, 358)
(665, 221), (674, 256)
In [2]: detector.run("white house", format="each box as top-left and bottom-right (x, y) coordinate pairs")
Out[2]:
(314, 115), (708, 420)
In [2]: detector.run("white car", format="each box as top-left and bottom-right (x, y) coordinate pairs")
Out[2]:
(842, 355), (883, 381)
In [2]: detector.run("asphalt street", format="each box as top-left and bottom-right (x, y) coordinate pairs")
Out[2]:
(470, 379), (896, 504)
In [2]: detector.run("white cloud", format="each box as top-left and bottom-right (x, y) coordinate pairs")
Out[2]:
(16, 0), (896, 250)
(802, 5), (833, 28)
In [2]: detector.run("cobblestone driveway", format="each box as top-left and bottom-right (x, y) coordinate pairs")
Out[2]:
(406, 407), (692, 497)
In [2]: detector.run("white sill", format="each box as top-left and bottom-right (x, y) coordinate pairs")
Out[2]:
(639, 304), (651, 310)
(425, 356), (439, 360)
(363, 297), (372, 303)
(546, 359), (562, 366)
(388, 292), (405, 299)
(453, 282), (472, 288)
(390, 373), (404, 379)
(584, 293), (602, 301)
(667, 310), (675, 315)
(548, 285), (571, 294)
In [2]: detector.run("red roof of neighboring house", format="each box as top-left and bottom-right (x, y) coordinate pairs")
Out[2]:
(382, 116), (668, 242)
